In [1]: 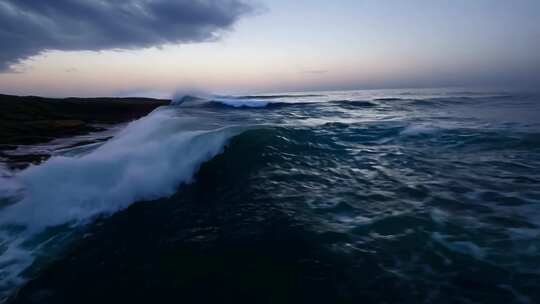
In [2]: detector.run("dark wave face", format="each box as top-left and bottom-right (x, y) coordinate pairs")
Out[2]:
(1, 89), (540, 303)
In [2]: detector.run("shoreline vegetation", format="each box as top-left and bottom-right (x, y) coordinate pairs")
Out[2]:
(0, 94), (169, 168)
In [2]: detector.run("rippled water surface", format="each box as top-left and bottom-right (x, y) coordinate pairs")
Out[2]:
(1, 88), (540, 303)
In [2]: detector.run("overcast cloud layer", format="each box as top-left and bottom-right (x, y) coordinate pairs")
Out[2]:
(0, 0), (253, 71)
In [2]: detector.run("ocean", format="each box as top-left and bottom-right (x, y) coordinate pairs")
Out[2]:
(1, 88), (539, 303)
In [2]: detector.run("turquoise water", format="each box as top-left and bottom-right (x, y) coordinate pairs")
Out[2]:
(1, 88), (540, 303)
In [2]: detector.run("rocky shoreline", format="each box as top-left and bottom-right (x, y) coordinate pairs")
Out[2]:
(0, 94), (169, 168)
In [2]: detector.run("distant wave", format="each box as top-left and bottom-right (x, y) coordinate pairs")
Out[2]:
(210, 97), (274, 108)
(173, 95), (319, 108)
(229, 94), (325, 99)
(177, 94), (494, 110)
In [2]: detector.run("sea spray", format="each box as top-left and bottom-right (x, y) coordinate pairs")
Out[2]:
(0, 108), (245, 297)
(0, 165), (21, 203)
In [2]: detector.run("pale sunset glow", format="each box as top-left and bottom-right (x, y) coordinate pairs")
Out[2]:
(1, 0), (539, 97)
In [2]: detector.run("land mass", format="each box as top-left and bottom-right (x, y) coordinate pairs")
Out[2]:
(0, 94), (169, 167)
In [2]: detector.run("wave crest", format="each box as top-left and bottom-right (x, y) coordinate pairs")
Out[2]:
(0, 109), (246, 293)
(1, 110), (243, 228)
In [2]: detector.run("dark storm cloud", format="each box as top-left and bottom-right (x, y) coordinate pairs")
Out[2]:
(0, 0), (253, 71)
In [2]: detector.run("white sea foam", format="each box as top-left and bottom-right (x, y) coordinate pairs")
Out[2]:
(212, 98), (270, 108)
(0, 108), (243, 295)
(0, 165), (22, 203)
(400, 124), (441, 136)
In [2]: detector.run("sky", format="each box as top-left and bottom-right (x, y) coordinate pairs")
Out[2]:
(0, 0), (539, 97)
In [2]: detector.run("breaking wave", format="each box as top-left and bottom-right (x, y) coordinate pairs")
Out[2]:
(0, 108), (246, 295)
